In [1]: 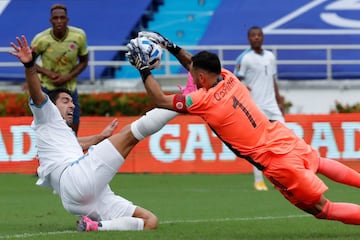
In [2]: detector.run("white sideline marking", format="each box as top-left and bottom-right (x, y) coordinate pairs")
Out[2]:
(0, 214), (310, 239)
(0, 230), (76, 239)
(161, 214), (310, 224)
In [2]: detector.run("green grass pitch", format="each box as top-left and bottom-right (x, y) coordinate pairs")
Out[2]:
(0, 173), (359, 240)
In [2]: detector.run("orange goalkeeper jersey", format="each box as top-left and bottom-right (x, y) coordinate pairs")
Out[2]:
(185, 69), (306, 169)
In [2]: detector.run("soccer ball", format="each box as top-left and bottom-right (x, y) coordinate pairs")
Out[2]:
(137, 37), (162, 69)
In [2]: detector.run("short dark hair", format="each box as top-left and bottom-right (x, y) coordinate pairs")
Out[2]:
(247, 26), (263, 37)
(47, 88), (72, 104)
(191, 51), (221, 75)
(50, 3), (67, 15)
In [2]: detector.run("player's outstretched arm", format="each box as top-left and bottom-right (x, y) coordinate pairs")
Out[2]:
(138, 31), (192, 71)
(9, 35), (46, 106)
(127, 39), (176, 111)
(175, 48), (193, 71)
(78, 118), (119, 150)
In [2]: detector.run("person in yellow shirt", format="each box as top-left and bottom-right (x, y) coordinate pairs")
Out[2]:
(31, 3), (88, 135)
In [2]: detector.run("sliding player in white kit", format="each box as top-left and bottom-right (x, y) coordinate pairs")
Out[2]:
(9, 35), (192, 232)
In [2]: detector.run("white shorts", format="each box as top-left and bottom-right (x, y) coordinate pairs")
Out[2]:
(59, 139), (136, 220)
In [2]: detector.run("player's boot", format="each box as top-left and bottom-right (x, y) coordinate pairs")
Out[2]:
(254, 180), (268, 191)
(77, 216), (99, 232)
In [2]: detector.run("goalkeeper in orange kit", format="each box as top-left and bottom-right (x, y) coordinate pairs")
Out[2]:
(127, 31), (360, 225)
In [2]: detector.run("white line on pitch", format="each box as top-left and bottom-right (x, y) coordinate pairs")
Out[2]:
(0, 214), (310, 239)
(160, 214), (310, 224)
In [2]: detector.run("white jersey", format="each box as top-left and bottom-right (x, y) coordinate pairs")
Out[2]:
(30, 96), (137, 221)
(234, 48), (283, 121)
(29, 96), (83, 190)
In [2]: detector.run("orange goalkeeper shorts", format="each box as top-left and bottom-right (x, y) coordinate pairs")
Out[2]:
(262, 142), (328, 209)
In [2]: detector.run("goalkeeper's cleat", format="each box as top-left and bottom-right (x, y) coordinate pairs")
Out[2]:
(254, 180), (268, 191)
(77, 216), (99, 232)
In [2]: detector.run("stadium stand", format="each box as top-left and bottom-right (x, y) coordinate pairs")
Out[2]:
(115, 0), (360, 80)
(0, 0), (156, 81)
(199, 0), (360, 80)
(114, 0), (222, 78)
(1, 0), (360, 82)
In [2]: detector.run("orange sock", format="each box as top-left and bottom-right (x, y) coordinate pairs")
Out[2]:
(318, 157), (360, 187)
(316, 200), (360, 224)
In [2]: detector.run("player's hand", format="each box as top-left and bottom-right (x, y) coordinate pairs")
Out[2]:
(100, 119), (119, 138)
(126, 38), (150, 70)
(52, 74), (70, 86)
(9, 35), (33, 65)
(138, 31), (176, 49)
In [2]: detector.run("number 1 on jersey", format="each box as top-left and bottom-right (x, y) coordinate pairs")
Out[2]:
(232, 96), (257, 128)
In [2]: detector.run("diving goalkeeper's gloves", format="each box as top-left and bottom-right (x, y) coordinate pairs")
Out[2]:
(126, 38), (151, 82)
(138, 31), (182, 55)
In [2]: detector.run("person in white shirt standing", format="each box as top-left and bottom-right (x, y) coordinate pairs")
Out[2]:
(234, 26), (285, 191)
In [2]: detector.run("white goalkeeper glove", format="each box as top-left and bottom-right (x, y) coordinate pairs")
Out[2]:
(138, 31), (182, 55)
(126, 38), (150, 70)
(126, 38), (152, 82)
